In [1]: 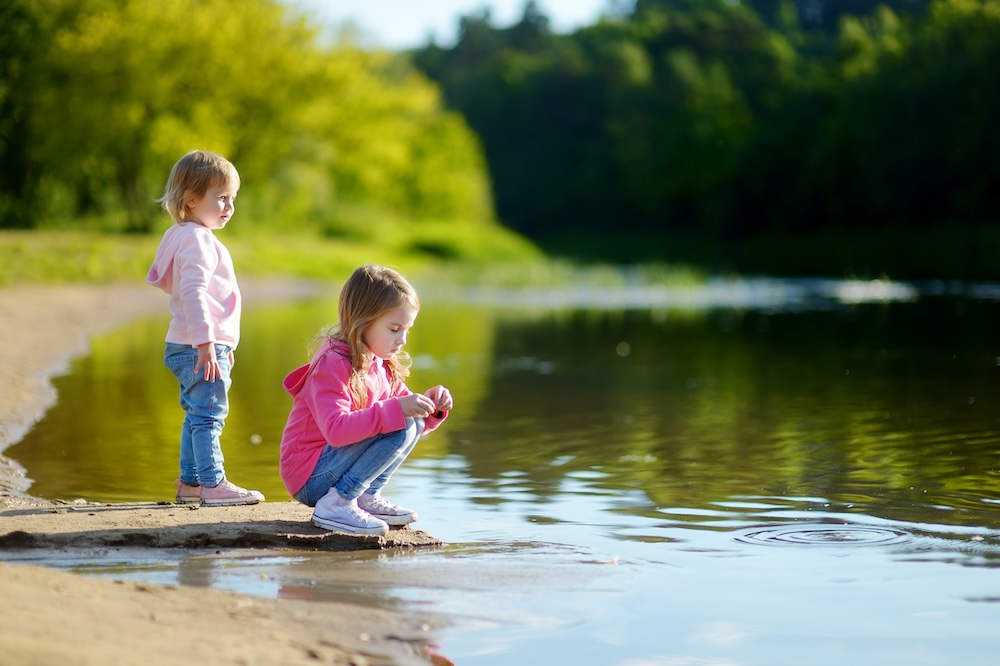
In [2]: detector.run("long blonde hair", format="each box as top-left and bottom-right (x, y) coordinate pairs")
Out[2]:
(158, 150), (240, 223)
(327, 265), (419, 409)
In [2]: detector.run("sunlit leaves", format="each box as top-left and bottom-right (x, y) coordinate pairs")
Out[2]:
(837, 7), (907, 79)
(9, 0), (494, 235)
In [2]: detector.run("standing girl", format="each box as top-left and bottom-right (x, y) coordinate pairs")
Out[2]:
(280, 264), (453, 535)
(147, 150), (264, 506)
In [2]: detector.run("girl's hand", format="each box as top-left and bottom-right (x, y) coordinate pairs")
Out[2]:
(194, 342), (220, 382)
(424, 385), (453, 414)
(399, 392), (436, 417)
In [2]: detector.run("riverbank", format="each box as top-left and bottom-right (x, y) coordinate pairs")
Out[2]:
(0, 281), (450, 666)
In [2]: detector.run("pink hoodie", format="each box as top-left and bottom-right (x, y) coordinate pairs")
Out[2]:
(279, 340), (447, 496)
(146, 222), (241, 348)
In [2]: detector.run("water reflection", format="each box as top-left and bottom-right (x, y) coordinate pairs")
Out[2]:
(6, 276), (1000, 664)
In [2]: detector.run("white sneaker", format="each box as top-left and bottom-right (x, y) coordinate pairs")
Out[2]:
(357, 491), (418, 526)
(312, 494), (389, 535)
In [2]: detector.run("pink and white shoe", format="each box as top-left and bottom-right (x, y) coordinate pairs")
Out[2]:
(199, 479), (264, 506)
(174, 479), (201, 504)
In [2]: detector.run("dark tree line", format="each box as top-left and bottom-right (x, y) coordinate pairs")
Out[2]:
(414, 0), (1000, 277)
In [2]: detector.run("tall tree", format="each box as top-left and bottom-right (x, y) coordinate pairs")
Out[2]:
(0, 0), (44, 228)
(10, 0), (494, 233)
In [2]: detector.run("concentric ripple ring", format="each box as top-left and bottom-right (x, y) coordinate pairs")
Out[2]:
(734, 523), (911, 547)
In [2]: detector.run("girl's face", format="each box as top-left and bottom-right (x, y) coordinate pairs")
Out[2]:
(362, 305), (418, 360)
(185, 184), (237, 229)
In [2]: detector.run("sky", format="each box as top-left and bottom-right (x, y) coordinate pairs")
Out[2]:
(285, 0), (613, 50)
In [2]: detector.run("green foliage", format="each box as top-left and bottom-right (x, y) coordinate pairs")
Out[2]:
(0, 231), (155, 285)
(0, 0), (501, 246)
(413, 0), (1000, 279)
(0, 0), (44, 229)
(6, 0), (1000, 279)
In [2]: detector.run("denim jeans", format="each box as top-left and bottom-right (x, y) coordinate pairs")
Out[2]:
(164, 342), (232, 488)
(293, 417), (424, 506)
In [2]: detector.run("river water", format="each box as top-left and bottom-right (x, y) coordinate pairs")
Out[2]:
(7, 274), (1000, 665)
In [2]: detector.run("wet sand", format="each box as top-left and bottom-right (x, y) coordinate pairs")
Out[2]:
(0, 281), (450, 666)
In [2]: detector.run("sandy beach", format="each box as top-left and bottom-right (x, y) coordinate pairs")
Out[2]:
(0, 281), (450, 666)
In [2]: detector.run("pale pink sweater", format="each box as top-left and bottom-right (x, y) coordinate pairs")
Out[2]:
(146, 222), (241, 349)
(279, 340), (447, 496)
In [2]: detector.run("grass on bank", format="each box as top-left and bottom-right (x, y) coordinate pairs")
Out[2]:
(0, 227), (712, 296)
(0, 220), (546, 287)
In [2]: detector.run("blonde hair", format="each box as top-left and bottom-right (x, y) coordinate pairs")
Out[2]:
(158, 150), (240, 223)
(328, 265), (419, 409)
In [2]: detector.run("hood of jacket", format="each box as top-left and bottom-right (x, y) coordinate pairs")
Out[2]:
(146, 222), (205, 293)
(282, 340), (351, 398)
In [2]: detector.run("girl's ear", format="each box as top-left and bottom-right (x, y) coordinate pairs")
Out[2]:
(183, 190), (200, 210)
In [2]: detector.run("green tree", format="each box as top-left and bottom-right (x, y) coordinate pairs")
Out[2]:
(0, 0), (44, 228)
(417, 0), (796, 257)
(414, 0), (1000, 275)
(29, 0), (322, 231)
(827, 0), (1000, 227)
(9, 0), (495, 236)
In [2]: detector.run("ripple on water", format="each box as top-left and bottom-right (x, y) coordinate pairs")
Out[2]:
(733, 523), (911, 547)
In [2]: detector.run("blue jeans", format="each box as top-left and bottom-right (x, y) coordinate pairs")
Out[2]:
(164, 342), (232, 488)
(294, 417), (423, 507)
